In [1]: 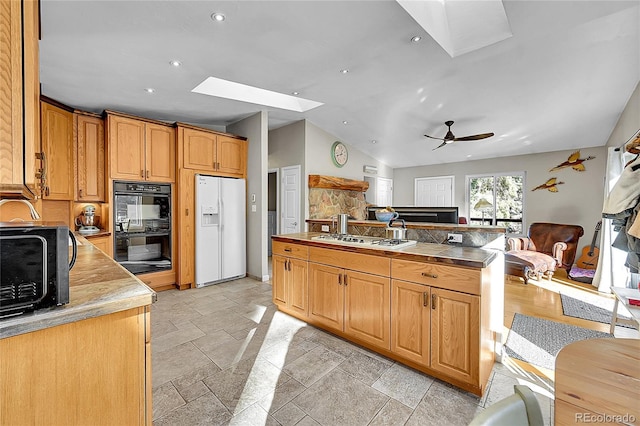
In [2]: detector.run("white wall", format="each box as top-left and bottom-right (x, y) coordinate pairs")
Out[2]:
(227, 111), (269, 282)
(606, 82), (639, 149)
(393, 146), (606, 237)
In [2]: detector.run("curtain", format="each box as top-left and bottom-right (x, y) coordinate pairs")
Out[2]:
(592, 147), (632, 292)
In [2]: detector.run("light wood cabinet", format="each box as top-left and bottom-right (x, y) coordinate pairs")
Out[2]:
(308, 247), (391, 350)
(87, 235), (112, 257)
(0, 0), (40, 199)
(391, 279), (430, 365)
(272, 242), (309, 317)
(108, 112), (175, 183)
(75, 112), (105, 202)
(41, 101), (75, 200)
(430, 288), (479, 384)
(178, 124), (247, 178)
(0, 306), (151, 425)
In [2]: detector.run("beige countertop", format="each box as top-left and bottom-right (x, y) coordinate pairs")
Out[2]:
(0, 234), (156, 339)
(272, 232), (498, 268)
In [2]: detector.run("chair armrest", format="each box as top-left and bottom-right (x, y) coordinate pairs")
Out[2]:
(508, 237), (531, 251)
(552, 241), (568, 266)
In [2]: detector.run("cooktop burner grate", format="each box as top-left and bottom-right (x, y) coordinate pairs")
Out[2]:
(311, 234), (417, 250)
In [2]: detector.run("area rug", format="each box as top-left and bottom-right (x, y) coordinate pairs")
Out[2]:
(504, 313), (613, 370)
(560, 292), (634, 329)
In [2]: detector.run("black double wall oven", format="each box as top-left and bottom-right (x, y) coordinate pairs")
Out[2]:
(113, 181), (172, 275)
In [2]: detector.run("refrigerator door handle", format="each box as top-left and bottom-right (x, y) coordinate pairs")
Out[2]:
(219, 198), (223, 231)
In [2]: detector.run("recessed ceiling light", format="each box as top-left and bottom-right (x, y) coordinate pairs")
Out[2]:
(410, 35), (422, 42)
(342, 121), (348, 125)
(371, 140), (377, 144)
(144, 88), (155, 93)
(340, 69), (349, 74)
(211, 12), (225, 22)
(292, 91), (299, 95)
(467, 154), (472, 158)
(169, 60), (182, 67)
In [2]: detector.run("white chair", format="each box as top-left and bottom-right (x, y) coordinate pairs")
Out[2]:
(469, 385), (544, 426)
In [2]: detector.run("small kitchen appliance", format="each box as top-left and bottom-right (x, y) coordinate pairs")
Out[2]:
(386, 219), (408, 240)
(0, 222), (75, 318)
(332, 214), (349, 235)
(75, 205), (100, 235)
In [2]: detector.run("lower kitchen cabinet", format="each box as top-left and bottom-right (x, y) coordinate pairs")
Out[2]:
(86, 234), (112, 257)
(430, 288), (479, 385)
(308, 247), (391, 351)
(0, 306), (151, 425)
(391, 279), (430, 365)
(272, 242), (309, 317)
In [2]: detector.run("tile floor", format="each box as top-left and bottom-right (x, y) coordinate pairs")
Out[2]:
(151, 277), (554, 425)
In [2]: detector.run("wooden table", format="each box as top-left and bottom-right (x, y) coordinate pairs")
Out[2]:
(610, 287), (640, 333)
(554, 338), (640, 425)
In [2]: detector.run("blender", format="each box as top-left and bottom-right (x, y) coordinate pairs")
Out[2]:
(75, 205), (100, 234)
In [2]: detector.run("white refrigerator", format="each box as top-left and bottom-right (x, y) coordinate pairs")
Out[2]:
(195, 174), (246, 287)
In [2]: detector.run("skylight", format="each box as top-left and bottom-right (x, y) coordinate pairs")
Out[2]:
(191, 77), (324, 112)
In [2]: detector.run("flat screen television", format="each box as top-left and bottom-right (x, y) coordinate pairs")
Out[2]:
(367, 206), (459, 224)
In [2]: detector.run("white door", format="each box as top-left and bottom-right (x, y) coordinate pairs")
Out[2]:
(415, 176), (454, 206)
(377, 177), (393, 207)
(281, 165), (301, 234)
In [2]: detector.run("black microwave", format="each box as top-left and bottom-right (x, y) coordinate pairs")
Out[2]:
(0, 222), (76, 318)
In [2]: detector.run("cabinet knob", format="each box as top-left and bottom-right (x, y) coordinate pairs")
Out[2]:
(343, 274), (348, 286)
(421, 272), (438, 279)
(431, 293), (437, 310)
(78, 189), (83, 197)
(423, 292), (428, 307)
(284, 248), (292, 252)
(146, 170), (150, 179)
(141, 170), (145, 178)
(338, 274), (342, 285)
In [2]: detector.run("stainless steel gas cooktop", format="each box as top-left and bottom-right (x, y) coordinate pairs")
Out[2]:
(311, 234), (417, 250)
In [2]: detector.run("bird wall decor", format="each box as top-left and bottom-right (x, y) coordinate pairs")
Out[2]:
(550, 150), (595, 172)
(532, 177), (564, 192)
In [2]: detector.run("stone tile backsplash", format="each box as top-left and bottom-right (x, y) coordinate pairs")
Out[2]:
(308, 188), (368, 220)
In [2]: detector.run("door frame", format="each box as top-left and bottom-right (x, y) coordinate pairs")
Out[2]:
(268, 167), (280, 235)
(280, 165), (301, 234)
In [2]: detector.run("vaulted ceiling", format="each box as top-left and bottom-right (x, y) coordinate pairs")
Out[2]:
(39, 1), (639, 168)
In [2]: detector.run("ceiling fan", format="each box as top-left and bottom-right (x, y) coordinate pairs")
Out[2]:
(424, 120), (494, 151)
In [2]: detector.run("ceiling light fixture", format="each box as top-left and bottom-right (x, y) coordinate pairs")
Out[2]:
(144, 88), (155, 93)
(340, 69), (349, 74)
(169, 60), (182, 67)
(410, 35), (422, 42)
(371, 140), (377, 144)
(292, 91), (299, 95)
(211, 12), (226, 22)
(342, 121), (348, 125)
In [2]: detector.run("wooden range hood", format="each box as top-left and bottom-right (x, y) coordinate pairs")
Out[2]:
(308, 175), (369, 192)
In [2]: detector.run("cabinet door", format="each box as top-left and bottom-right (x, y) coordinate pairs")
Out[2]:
(272, 255), (288, 306)
(109, 115), (145, 180)
(308, 262), (344, 331)
(391, 280), (430, 365)
(0, 0), (39, 199)
(182, 128), (216, 171)
(344, 271), (390, 350)
(430, 288), (479, 385)
(145, 123), (175, 183)
(89, 235), (112, 257)
(41, 102), (74, 200)
(288, 258), (308, 317)
(216, 135), (246, 177)
(76, 114), (105, 201)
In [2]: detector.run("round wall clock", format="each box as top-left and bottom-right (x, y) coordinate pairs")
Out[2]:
(331, 141), (348, 168)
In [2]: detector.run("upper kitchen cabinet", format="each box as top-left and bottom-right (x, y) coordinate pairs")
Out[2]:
(0, 0), (40, 199)
(177, 124), (247, 178)
(107, 111), (175, 183)
(75, 111), (105, 202)
(40, 99), (75, 200)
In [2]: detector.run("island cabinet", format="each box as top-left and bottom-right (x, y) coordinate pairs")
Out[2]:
(391, 258), (486, 389)
(272, 241), (309, 317)
(75, 111), (105, 202)
(308, 247), (391, 350)
(178, 124), (247, 178)
(107, 111), (175, 183)
(0, 0), (40, 199)
(40, 100), (75, 200)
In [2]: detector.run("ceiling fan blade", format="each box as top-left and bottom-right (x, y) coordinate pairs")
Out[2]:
(453, 132), (495, 141)
(424, 134), (445, 141)
(432, 141), (448, 151)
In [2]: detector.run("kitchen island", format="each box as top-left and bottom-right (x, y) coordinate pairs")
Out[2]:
(0, 235), (156, 425)
(271, 232), (504, 397)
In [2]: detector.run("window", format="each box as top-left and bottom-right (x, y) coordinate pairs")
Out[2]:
(466, 172), (525, 234)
